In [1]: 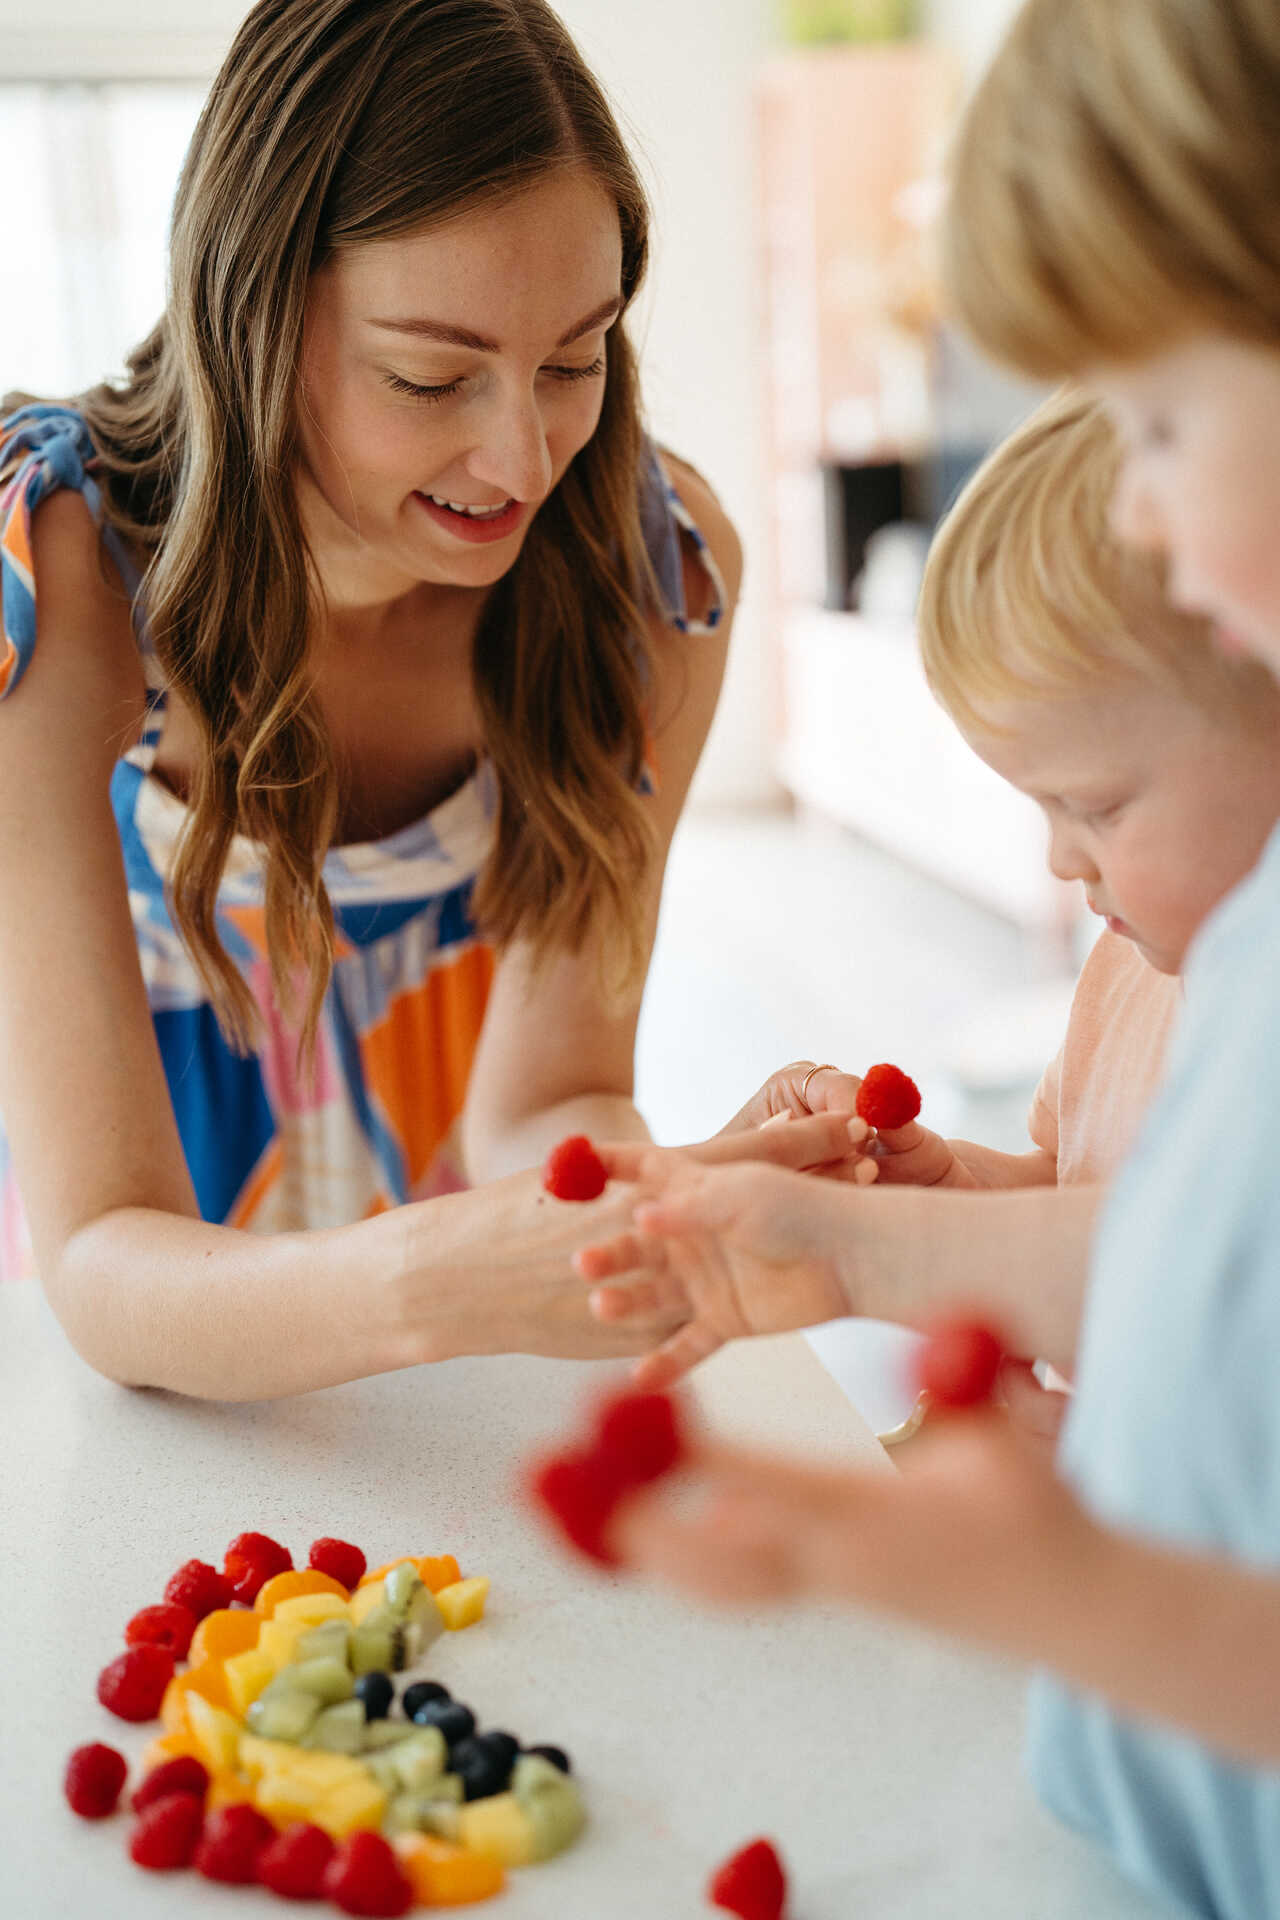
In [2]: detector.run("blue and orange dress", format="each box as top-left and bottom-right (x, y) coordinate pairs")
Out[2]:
(0, 403), (723, 1278)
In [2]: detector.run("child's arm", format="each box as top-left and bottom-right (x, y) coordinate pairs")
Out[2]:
(577, 1151), (1100, 1387)
(613, 1420), (1280, 1769)
(870, 1115), (1057, 1190)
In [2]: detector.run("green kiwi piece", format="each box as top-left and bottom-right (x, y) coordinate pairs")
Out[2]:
(389, 1726), (447, 1792)
(350, 1606), (405, 1675)
(295, 1619), (350, 1666)
(299, 1699), (367, 1754)
(361, 1721), (417, 1751)
(382, 1790), (447, 1837)
(364, 1752), (405, 1796)
(383, 1561), (422, 1617)
(523, 1776), (586, 1861)
(284, 1656), (356, 1706)
(432, 1771), (465, 1805)
(246, 1689), (321, 1744)
(402, 1585), (446, 1662)
(511, 1754), (569, 1800)
(416, 1800), (463, 1842)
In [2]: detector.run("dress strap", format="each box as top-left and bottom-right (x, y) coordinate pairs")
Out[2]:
(638, 440), (726, 637)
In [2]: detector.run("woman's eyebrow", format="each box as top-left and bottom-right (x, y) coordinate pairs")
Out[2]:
(366, 295), (622, 352)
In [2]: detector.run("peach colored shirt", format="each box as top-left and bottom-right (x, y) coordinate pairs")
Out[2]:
(1028, 930), (1184, 1186)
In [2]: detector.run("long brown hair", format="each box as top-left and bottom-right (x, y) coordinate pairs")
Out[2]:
(78, 0), (660, 1052)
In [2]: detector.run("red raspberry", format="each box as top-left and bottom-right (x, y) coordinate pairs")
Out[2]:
(129, 1791), (204, 1870)
(96, 1644), (175, 1722)
(194, 1802), (275, 1883)
(708, 1837), (789, 1920)
(322, 1830), (414, 1916)
(596, 1390), (686, 1488)
(529, 1450), (622, 1567)
(258, 1821), (337, 1899)
(131, 1756), (209, 1813)
(124, 1601), (198, 1660)
(854, 1063), (922, 1132)
(917, 1318), (1005, 1410)
(63, 1742), (127, 1819)
(542, 1133), (608, 1202)
(308, 1537), (366, 1591)
(223, 1531), (292, 1605)
(164, 1558), (234, 1621)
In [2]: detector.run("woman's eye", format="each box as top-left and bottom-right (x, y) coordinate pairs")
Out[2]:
(384, 373), (464, 404)
(547, 356), (606, 384)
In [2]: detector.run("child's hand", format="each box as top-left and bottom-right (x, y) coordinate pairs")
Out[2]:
(866, 1116), (978, 1189)
(574, 1153), (852, 1390)
(612, 1413), (1091, 1642)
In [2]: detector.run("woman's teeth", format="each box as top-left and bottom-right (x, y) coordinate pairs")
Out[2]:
(427, 495), (512, 518)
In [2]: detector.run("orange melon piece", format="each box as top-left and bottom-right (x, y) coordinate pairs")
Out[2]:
(189, 1606), (261, 1665)
(159, 1660), (233, 1734)
(254, 1568), (349, 1617)
(394, 1833), (505, 1905)
(141, 1730), (206, 1773)
(356, 1553), (462, 1592)
(205, 1770), (262, 1816)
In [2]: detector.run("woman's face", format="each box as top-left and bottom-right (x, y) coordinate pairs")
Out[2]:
(297, 167), (623, 602)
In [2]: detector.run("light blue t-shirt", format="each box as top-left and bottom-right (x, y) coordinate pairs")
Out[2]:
(1028, 819), (1280, 1918)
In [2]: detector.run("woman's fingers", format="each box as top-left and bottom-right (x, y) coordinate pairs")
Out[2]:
(689, 1111), (867, 1170)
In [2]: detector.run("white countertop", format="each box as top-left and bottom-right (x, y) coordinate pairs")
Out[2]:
(1, 1280), (1169, 1918)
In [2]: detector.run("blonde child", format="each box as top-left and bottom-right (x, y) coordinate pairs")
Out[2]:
(570, 3), (1280, 1908)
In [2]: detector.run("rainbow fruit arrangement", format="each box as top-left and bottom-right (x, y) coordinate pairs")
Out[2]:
(65, 1532), (585, 1913)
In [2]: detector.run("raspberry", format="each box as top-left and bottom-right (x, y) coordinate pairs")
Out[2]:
(542, 1133), (608, 1202)
(63, 1742), (127, 1819)
(529, 1451), (621, 1567)
(917, 1319), (1004, 1410)
(131, 1755), (209, 1813)
(164, 1558), (234, 1621)
(308, 1537), (366, 1590)
(854, 1063), (922, 1132)
(124, 1601), (198, 1660)
(96, 1644), (175, 1722)
(258, 1821), (337, 1899)
(596, 1390), (687, 1487)
(223, 1531), (292, 1605)
(708, 1837), (789, 1920)
(322, 1830), (414, 1916)
(194, 1802), (275, 1883)
(129, 1791), (204, 1870)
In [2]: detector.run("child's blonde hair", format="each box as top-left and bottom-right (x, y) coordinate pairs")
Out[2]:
(917, 389), (1276, 733)
(942, 0), (1280, 380)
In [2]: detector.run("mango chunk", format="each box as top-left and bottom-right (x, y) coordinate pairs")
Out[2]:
(394, 1832), (506, 1905)
(224, 1647), (277, 1715)
(435, 1577), (489, 1631)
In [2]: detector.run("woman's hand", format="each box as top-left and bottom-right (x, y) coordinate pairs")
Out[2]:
(700, 1060), (877, 1182)
(574, 1151), (855, 1389)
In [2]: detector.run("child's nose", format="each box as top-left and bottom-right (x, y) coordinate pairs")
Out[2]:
(1047, 824), (1098, 885)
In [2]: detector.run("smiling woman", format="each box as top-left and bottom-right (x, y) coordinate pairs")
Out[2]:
(0, 0), (865, 1401)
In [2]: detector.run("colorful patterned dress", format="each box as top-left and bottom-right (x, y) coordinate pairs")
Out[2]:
(0, 404), (723, 1278)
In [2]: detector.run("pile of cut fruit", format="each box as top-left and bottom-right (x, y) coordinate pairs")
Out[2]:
(64, 1531), (583, 1913)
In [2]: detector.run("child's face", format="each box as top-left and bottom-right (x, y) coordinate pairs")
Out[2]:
(961, 679), (1280, 974)
(1094, 338), (1280, 676)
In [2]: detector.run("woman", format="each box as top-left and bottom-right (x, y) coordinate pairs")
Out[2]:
(0, 0), (853, 1398)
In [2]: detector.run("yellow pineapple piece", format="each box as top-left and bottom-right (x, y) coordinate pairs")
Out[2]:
(257, 1615), (309, 1669)
(313, 1773), (388, 1840)
(237, 1734), (300, 1783)
(347, 1580), (387, 1626)
(255, 1771), (329, 1827)
(185, 1694), (243, 1774)
(394, 1833), (506, 1905)
(457, 1792), (536, 1867)
(272, 1591), (350, 1628)
(223, 1647), (277, 1715)
(435, 1576), (490, 1631)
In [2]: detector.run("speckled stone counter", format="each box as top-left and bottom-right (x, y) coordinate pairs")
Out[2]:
(1, 1281), (1169, 1918)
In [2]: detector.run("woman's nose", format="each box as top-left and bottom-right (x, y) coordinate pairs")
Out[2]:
(466, 391), (554, 503)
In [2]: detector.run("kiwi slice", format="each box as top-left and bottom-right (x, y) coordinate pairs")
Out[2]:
(523, 1776), (586, 1861)
(403, 1585), (446, 1663)
(350, 1605), (405, 1675)
(416, 1799), (463, 1842)
(283, 1656), (356, 1706)
(361, 1721), (417, 1751)
(389, 1727), (447, 1793)
(512, 1753), (572, 1800)
(247, 1689), (321, 1744)
(296, 1619), (350, 1666)
(299, 1699), (367, 1754)
(383, 1561), (422, 1616)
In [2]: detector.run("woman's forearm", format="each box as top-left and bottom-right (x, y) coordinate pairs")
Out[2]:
(47, 1206), (419, 1400)
(840, 1180), (1104, 1371)
(464, 1092), (651, 1184)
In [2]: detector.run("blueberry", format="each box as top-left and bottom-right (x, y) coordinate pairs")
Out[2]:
(477, 1731), (520, 1771)
(401, 1680), (450, 1720)
(524, 1743), (571, 1774)
(353, 1671), (394, 1721)
(451, 1736), (513, 1801)
(411, 1698), (476, 1746)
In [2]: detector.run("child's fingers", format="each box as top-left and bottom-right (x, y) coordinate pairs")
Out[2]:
(573, 1230), (666, 1283)
(613, 1486), (799, 1602)
(587, 1277), (668, 1322)
(629, 1320), (726, 1391)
